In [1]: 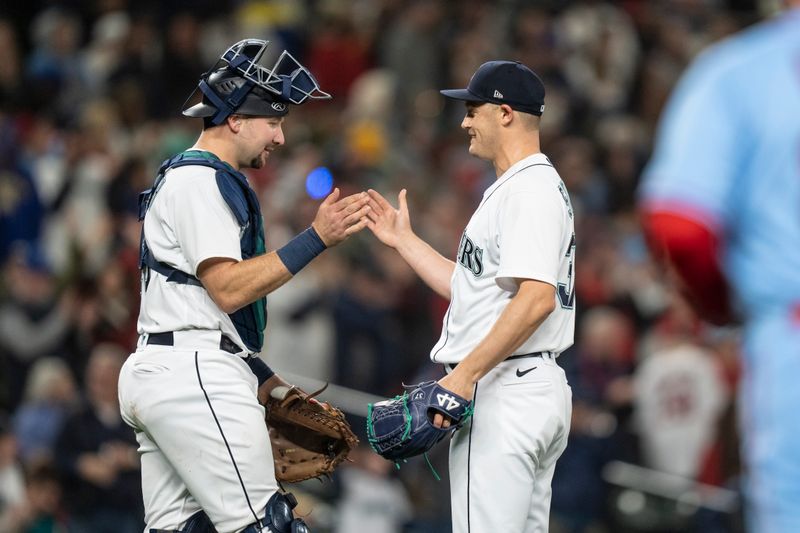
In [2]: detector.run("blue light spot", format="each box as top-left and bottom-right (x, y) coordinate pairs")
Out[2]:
(305, 167), (334, 199)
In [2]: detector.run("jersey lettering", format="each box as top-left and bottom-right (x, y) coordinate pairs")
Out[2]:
(557, 233), (576, 309)
(558, 181), (574, 219)
(458, 233), (484, 277)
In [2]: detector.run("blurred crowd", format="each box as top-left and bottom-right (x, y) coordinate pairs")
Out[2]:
(0, 0), (768, 531)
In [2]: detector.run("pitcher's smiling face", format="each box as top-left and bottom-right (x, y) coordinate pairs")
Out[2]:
(461, 102), (499, 161)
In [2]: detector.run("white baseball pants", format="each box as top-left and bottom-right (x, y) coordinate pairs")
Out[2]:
(118, 338), (277, 533)
(449, 355), (572, 533)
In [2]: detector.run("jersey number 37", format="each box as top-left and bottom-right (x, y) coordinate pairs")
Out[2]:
(557, 233), (575, 309)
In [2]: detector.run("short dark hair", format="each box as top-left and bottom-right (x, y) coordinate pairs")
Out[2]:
(202, 116), (217, 130)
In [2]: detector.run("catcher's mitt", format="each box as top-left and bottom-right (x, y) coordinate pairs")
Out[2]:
(265, 384), (358, 483)
(366, 381), (473, 462)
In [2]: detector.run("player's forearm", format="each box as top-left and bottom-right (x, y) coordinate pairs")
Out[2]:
(456, 283), (555, 385)
(199, 252), (294, 313)
(395, 232), (455, 299)
(641, 209), (734, 325)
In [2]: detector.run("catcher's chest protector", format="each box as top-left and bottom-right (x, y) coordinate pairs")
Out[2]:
(138, 150), (268, 351)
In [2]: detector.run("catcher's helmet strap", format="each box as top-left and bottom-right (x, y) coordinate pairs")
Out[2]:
(197, 77), (256, 125)
(281, 75), (293, 101)
(227, 51), (252, 70)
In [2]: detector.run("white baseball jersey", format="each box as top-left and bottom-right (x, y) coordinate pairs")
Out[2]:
(119, 156), (276, 532)
(634, 344), (727, 479)
(439, 152), (575, 533)
(431, 152), (576, 364)
(137, 157), (249, 352)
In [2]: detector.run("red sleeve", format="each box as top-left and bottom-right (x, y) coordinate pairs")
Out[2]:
(641, 210), (733, 325)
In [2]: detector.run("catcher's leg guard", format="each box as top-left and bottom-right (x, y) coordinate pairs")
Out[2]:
(241, 492), (309, 533)
(149, 510), (215, 533)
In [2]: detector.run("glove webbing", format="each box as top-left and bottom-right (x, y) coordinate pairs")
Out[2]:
(366, 392), (412, 455)
(366, 391), (475, 481)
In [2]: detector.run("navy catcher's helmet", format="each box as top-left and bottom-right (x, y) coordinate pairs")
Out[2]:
(182, 39), (330, 125)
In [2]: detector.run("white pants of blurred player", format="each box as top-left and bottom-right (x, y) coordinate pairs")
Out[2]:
(449, 354), (572, 533)
(118, 333), (277, 533)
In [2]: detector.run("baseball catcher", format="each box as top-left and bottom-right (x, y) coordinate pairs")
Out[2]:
(266, 385), (359, 483)
(119, 36), (371, 533)
(366, 381), (473, 462)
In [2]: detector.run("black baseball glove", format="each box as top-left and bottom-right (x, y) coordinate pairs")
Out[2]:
(366, 381), (473, 462)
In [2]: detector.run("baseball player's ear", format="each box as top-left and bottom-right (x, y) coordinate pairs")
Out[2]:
(499, 104), (514, 125)
(227, 114), (243, 132)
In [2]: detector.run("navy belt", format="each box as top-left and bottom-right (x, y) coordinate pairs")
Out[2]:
(507, 351), (555, 361)
(445, 351), (555, 372)
(146, 331), (241, 355)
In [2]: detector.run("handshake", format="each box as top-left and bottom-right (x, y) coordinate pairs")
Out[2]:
(310, 188), (412, 252)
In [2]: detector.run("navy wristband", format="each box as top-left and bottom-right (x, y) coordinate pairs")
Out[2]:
(247, 357), (275, 386)
(276, 226), (327, 275)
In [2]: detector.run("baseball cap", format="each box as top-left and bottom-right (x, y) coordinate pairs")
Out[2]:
(440, 60), (546, 116)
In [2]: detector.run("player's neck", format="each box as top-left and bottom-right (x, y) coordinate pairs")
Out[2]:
(192, 131), (241, 170)
(492, 135), (541, 177)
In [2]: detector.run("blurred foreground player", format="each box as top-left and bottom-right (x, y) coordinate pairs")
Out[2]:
(639, 4), (800, 531)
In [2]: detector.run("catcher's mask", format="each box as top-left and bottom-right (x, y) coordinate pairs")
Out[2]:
(182, 39), (331, 125)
